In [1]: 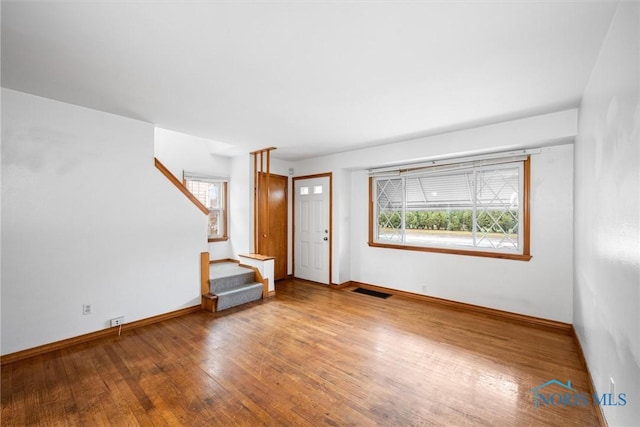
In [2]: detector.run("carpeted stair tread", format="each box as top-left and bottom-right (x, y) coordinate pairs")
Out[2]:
(215, 282), (263, 296)
(209, 261), (263, 311)
(210, 262), (256, 294)
(210, 262), (254, 278)
(215, 282), (263, 311)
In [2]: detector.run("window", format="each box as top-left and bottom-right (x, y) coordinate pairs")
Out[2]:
(184, 172), (229, 242)
(369, 156), (531, 260)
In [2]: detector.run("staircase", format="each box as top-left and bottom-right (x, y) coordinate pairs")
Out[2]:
(208, 262), (263, 311)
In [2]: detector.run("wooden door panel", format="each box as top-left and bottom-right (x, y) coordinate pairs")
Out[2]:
(258, 173), (288, 281)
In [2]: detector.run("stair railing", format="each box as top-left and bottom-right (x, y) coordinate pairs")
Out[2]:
(154, 158), (208, 215)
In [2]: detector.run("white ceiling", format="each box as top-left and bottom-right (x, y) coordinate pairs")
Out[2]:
(1, 1), (617, 160)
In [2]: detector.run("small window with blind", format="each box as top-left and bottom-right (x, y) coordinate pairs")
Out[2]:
(369, 155), (531, 260)
(184, 172), (229, 242)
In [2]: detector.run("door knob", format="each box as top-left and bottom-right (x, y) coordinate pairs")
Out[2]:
(323, 237), (328, 241)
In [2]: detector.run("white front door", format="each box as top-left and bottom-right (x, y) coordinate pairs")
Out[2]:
(294, 176), (330, 284)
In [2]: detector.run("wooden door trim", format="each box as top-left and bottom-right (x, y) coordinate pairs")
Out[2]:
(292, 172), (333, 285)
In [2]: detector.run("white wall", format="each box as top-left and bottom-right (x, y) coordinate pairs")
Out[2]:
(294, 110), (577, 321)
(154, 127), (231, 181)
(229, 154), (253, 257)
(1, 89), (207, 355)
(154, 127), (232, 260)
(574, 2), (640, 425)
(350, 145), (573, 322)
(335, 168), (352, 284)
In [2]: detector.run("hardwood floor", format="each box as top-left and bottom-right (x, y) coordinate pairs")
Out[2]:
(2, 279), (600, 426)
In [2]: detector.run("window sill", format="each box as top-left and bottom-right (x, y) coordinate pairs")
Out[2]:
(208, 237), (229, 243)
(368, 241), (532, 261)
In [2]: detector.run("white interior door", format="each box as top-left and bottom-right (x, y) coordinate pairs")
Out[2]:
(294, 176), (330, 284)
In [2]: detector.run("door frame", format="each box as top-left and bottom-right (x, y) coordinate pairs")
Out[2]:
(292, 172), (333, 285)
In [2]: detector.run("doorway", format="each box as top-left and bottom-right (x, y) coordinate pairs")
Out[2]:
(293, 174), (332, 285)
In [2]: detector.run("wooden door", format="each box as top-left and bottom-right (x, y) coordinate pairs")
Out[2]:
(258, 173), (288, 281)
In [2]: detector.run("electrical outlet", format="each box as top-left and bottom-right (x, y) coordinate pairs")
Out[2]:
(110, 316), (125, 327)
(83, 304), (93, 315)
